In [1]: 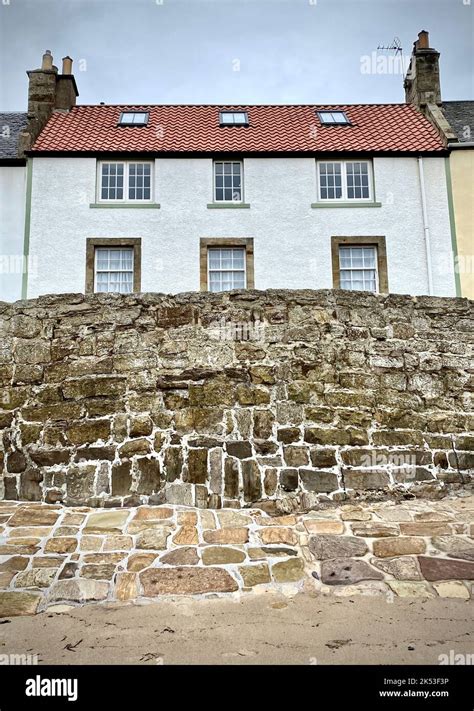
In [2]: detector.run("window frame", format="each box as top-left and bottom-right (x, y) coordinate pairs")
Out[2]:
(118, 111), (150, 126)
(338, 245), (379, 293)
(207, 246), (247, 293)
(199, 238), (254, 292)
(213, 160), (244, 203)
(331, 236), (388, 294)
(97, 160), (154, 204)
(85, 238), (142, 294)
(317, 111), (350, 125)
(219, 111), (249, 126)
(94, 246), (135, 294)
(316, 160), (374, 203)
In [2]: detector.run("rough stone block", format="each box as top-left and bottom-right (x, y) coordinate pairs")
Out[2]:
(343, 469), (390, 490)
(203, 527), (249, 544)
(226, 441), (252, 459)
(165, 482), (194, 507)
(224, 457), (239, 498)
(310, 448), (337, 468)
(418, 556), (474, 581)
(373, 537), (426, 558)
(321, 559), (384, 585)
(136, 528), (171, 550)
(164, 446), (183, 482)
(304, 520), (344, 535)
(111, 462), (132, 496)
(140, 566), (238, 595)
(66, 464), (96, 504)
(283, 446), (309, 467)
(239, 563), (271, 587)
(0, 592), (42, 617)
(299, 468), (338, 493)
(115, 572), (139, 601)
(67, 420), (111, 445)
(48, 579), (109, 603)
(279, 468), (299, 491)
(136, 457), (161, 494)
(186, 448), (208, 484)
(202, 547), (245, 565)
(259, 527), (297, 546)
(309, 535), (368, 560)
(271, 558), (305, 582)
(253, 410), (274, 439)
(19, 469), (43, 501)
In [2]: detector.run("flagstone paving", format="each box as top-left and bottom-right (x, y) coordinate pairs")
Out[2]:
(0, 493), (472, 616)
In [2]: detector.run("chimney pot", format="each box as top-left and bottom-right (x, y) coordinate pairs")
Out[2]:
(62, 56), (73, 74)
(42, 50), (53, 70)
(418, 31), (430, 49)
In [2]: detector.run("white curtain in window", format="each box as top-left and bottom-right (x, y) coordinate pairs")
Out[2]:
(95, 247), (134, 293)
(339, 246), (377, 292)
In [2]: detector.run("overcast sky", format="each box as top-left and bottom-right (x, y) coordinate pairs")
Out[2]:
(0, 0), (473, 109)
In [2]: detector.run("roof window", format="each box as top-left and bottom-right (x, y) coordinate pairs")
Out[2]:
(119, 112), (149, 126)
(317, 111), (350, 125)
(219, 111), (249, 126)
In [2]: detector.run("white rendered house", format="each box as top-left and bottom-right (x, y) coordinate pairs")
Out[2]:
(2, 52), (459, 301)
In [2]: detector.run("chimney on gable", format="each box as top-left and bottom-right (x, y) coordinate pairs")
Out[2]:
(18, 50), (79, 156)
(25, 50), (58, 144)
(55, 56), (79, 111)
(404, 31), (442, 107)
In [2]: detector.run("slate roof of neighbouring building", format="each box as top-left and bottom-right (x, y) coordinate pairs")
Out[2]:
(442, 101), (474, 143)
(0, 112), (28, 159)
(30, 103), (446, 154)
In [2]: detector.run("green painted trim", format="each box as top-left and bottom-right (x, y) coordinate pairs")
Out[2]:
(311, 201), (382, 209)
(207, 203), (251, 209)
(21, 159), (33, 300)
(444, 157), (462, 297)
(89, 203), (160, 209)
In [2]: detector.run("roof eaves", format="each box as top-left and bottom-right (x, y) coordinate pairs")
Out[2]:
(27, 148), (449, 158)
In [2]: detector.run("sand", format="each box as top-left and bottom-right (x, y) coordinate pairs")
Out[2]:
(1, 592), (473, 665)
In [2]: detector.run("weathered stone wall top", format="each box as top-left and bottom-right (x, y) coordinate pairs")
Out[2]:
(0, 289), (473, 510)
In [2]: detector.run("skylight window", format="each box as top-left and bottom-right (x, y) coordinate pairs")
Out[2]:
(317, 111), (350, 125)
(119, 112), (149, 126)
(219, 111), (249, 126)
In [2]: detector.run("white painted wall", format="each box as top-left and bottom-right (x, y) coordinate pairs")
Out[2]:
(0, 165), (26, 302)
(26, 155), (456, 298)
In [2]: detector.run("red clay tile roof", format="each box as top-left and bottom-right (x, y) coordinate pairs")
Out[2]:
(31, 104), (445, 154)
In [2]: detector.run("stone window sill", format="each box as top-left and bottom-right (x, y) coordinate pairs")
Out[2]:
(311, 202), (382, 209)
(90, 203), (161, 209)
(207, 203), (251, 209)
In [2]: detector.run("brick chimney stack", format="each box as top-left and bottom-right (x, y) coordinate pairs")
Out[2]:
(404, 31), (442, 107)
(18, 50), (79, 156)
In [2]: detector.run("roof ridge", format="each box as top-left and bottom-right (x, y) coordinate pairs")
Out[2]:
(71, 102), (416, 108)
(442, 99), (474, 104)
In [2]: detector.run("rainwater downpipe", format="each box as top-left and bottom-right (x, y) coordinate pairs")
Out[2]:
(417, 156), (434, 295)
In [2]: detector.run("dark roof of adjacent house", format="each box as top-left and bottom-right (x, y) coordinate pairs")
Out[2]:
(30, 103), (446, 154)
(442, 101), (474, 143)
(0, 112), (28, 159)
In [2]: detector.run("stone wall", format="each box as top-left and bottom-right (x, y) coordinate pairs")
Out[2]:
(0, 289), (472, 510)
